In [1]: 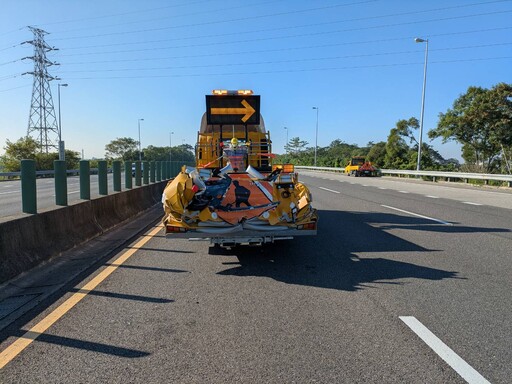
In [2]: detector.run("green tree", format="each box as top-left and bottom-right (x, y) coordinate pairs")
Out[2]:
(142, 144), (195, 164)
(1, 137), (81, 171)
(428, 83), (512, 172)
(322, 140), (360, 167)
(395, 117), (420, 146)
(105, 137), (139, 161)
(285, 137), (308, 155)
(384, 117), (449, 170)
(0, 137), (39, 172)
(35, 150), (81, 170)
(384, 124), (411, 169)
(366, 142), (386, 166)
(143, 145), (171, 162)
(173, 144), (195, 163)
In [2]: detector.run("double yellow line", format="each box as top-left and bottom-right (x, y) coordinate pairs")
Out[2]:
(0, 224), (163, 369)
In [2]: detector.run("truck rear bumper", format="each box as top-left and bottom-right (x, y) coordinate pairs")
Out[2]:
(165, 228), (316, 245)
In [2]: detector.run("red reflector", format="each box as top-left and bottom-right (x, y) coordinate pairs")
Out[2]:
(166, 225), (187, 233)
(300, 222), (316, 230)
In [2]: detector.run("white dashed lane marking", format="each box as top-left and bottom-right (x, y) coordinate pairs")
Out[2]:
(381, 205), (452, 226)
(318, 187), (340, 194)
(400, 316), (491, 384)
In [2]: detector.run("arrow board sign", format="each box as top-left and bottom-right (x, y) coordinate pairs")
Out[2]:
(206, 95), (260, 125)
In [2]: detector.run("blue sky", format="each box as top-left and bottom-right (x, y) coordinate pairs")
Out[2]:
(1, 0), (511, 161)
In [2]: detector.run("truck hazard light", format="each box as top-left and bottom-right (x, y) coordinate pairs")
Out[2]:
(272, 164), (294, 173)
(166, 225), (187, 233)
(297, 222), (316, 230)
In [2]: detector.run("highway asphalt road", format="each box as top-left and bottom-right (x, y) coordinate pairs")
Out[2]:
(0, 172), (511, 383)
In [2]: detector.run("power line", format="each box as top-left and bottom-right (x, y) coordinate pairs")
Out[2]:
(0, 83), (31, 93)
(51, 0), (379, 41)
(56, 10), (512, 58)
(60, 26), (512, 66)
(55, 43), (512, 74)
(59, 56), (512, 80)
(43, 0), (285, 35)
(33, 0), (213, 27)
(0, 26), (25, 37)
(0, 43), (21, 52)
(59, 0), (512, 51)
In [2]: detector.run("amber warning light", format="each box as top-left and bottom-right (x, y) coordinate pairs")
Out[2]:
(212, 89), (254, 95)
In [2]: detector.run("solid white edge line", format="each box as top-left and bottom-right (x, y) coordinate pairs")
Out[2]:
(318, 186), (340, 194)
(400, 316), (491, 384)
(381, 204), (453, 226)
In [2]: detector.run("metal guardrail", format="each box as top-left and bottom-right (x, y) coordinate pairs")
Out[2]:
(0, 169), (98, 178)
(0, 159), (183, 215)
(295, 166), (512, 187)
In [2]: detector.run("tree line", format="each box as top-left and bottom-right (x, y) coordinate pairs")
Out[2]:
(1, 83), (510, 174)
(277, 83), (511, 174)
(0, 136), (194, 172)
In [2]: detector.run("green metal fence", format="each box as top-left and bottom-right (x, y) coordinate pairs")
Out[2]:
(13, 160), (192, 215)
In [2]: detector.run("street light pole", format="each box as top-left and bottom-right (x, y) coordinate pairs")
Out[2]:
(138, 118), (144, 161)
(312, 107), (319, 166)
(415, 37), (429, 172)
(57, 83), (68, 161)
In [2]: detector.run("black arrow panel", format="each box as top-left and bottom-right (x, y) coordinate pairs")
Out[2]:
(206, 95), (260, 125)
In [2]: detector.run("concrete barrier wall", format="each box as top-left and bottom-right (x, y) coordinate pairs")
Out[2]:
(0, 181), (169, 284)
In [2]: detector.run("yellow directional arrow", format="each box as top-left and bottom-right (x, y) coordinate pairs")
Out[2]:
(210, 99), (256, 123)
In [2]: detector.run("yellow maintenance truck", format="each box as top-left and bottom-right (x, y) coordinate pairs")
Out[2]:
(344, 156), (381, 177)
(162, 90), (318, 247)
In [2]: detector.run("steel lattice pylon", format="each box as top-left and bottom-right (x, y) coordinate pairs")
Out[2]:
(22, 26), (60, 154)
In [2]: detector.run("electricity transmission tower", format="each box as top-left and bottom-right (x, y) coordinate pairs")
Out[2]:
(22, 26), (60, 154)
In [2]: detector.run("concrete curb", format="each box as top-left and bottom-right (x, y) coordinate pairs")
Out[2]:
(0, 181), (168, 283)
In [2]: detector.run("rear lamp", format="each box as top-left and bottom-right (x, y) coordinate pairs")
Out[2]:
(298, 223), (316, 230)
(212, 89), (253, 95)
(166, 225), (187, 233)
(272, 164), (294, 173)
